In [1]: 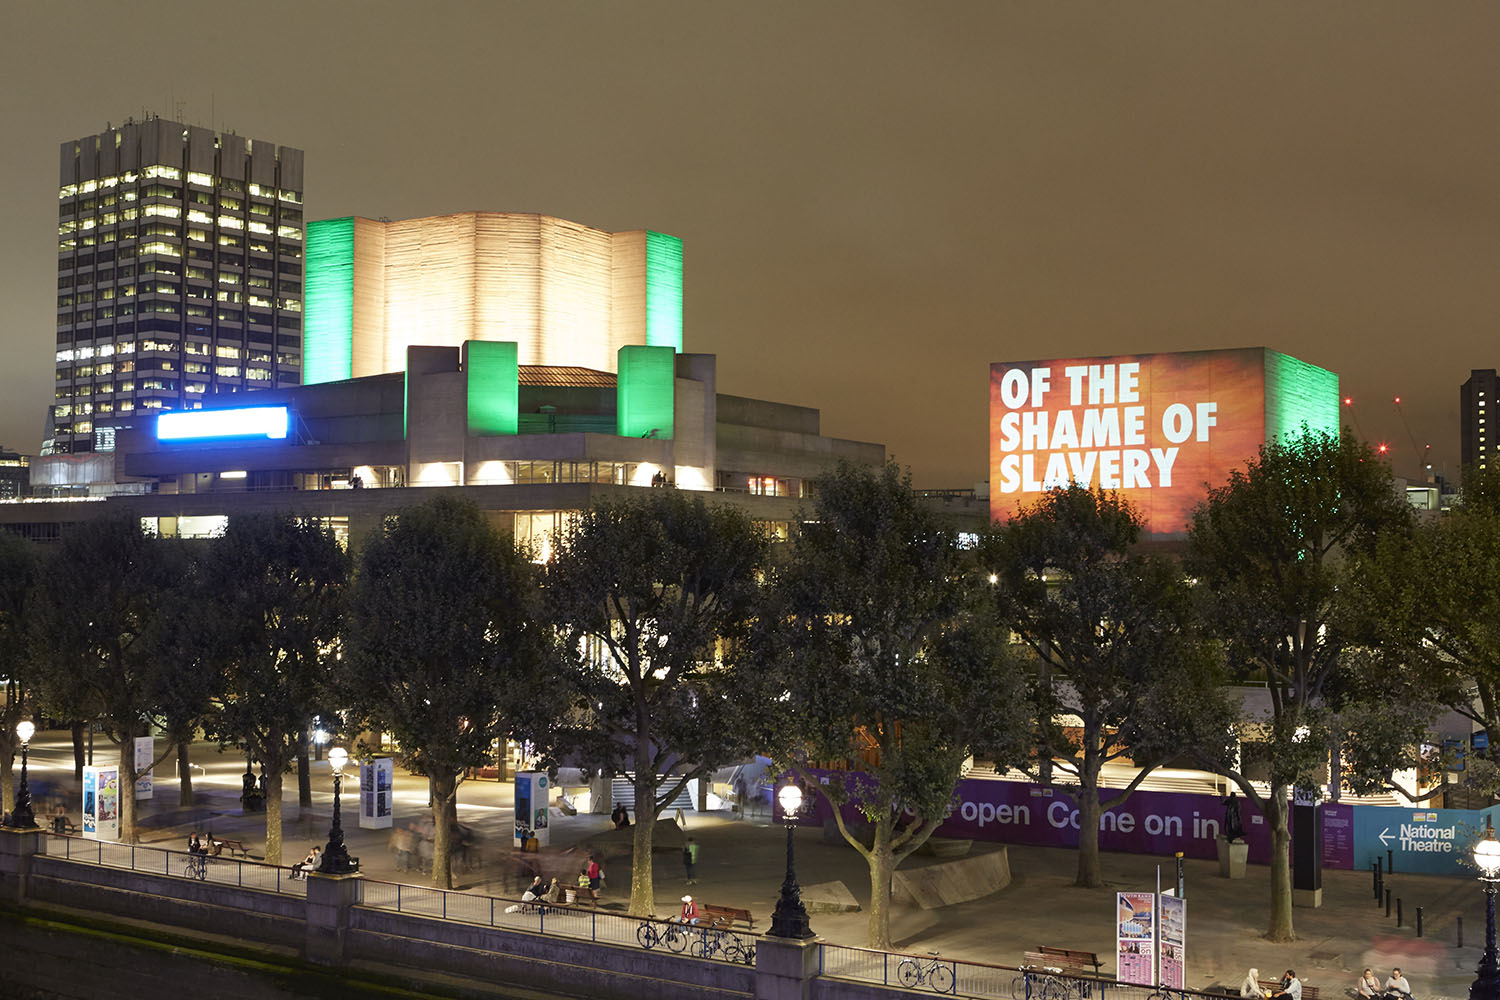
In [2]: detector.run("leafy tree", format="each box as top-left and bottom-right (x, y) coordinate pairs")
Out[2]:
(199, 514), (347, 865)
(984, 485), (1233, 888)
(548, 490), (770, 917)
(1186, 430), (1411, 941)
(30, 516), (183, 843)
(344, 496), (556, 889)
(756, 462), (1031, 949)
(151, 544), (226, 807)
(0, 531), (38, 818)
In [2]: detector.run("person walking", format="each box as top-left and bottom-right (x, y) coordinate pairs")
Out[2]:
(683, 836), (700, 884)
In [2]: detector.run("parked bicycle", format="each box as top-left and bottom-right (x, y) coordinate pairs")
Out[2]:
(1011, 965), (1089, 1000)
(688, 927), (756, 965)
(182, 853), (208, 881)
(636, 919), (689, 953)
(897, 951), (956, 994)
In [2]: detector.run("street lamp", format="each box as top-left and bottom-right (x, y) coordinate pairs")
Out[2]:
(1473, 822), (1500, 1000)
(11, 720), (37, 829)
(769, 781), (814, 939)
(317, 747), (358, 875)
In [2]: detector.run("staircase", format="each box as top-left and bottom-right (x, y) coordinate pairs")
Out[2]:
(610, 775), (696, 814)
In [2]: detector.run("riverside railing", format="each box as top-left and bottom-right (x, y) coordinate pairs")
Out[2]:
(818, 944), (1240, 1000)
(357, 879), (757, 965)
(37, 833), (307, 896)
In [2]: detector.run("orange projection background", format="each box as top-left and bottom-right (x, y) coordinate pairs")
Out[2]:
(989, 348), (1272, 537)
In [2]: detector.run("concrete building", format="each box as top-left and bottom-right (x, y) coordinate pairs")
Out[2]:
(50, 117), (305, 458)
(1460, 368), (1498, 471)
(0, 344), (882, 548)
(0, 447), (29, 500)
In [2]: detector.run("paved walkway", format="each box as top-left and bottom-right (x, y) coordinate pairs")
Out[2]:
(17, 733), (1491, 998)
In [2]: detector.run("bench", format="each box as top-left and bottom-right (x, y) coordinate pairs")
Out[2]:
(214, 838), (251, 859)
(1260, 980), (1320, 1000)
(1036, 947), (1102, 976)
(702, 904), (754, 931)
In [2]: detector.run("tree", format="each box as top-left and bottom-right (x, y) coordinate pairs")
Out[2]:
(985, 485), (1233, 888)
(756, 462), (1031, 949)
(30, 516), (182, 843)
(0, 531), (38, 818)
(344, 496), (555, 889)
(200, 514), (347, 865)
(152, 545), (226, 807)
(1186, 430), (1411, 941)
(548, 490), (770, 917)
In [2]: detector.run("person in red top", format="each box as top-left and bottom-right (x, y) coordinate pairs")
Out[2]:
(586, 855), (603, 900)
(679, 894), (700, 925)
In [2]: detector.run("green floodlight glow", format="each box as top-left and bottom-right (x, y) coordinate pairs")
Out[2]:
(617, 345), (675, 440)
(1264, 349), (1340, 442)
(645, 232), (683, 352)
(465, 340), (519, 436)
(304, 218), (355, 384)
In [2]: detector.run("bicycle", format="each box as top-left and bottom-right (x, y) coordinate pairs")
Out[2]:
(182, 853), (208, 881)
(635, 919), (689, 953)
(688, 927), (756, 965)
(1011, 965), (1087, 1000)
(897, 951), (955, 994)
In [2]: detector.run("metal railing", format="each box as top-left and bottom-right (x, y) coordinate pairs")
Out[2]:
(357, 879), (757, 965)
(37, 833), (306, 896)
(818, 945), (1239, 1000)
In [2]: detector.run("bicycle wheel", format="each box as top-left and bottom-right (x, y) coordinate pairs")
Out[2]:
(1012, 974), (1031, 1000)
(635, 923), (657, 949)
(665, 925), (689, 953)
(931, 964), (955, 994)
(897, 959), (922, 989)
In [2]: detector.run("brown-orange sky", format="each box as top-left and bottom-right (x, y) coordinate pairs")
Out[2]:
(2, 2), (1495, 486)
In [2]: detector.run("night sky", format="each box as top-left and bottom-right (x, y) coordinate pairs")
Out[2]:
(4, 2), (1496, 487)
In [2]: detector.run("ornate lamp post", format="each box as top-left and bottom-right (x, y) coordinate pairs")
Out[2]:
(317, 747), (358, 875)
(1472, 821), (1500, 1000)
(769, 782), (814, 939)
(10, 720), (37, 829)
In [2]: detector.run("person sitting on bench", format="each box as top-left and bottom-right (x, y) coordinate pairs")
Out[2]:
(1270, 971), (1302, 1000)
(679, 895), (701, 925)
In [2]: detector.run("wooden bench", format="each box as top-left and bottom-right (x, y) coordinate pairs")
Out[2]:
(702, 904), (754, 931)
(1260, 980), (1320, 1000)
(213, 838), (251, 859)
(1029, 947), (1102, 975)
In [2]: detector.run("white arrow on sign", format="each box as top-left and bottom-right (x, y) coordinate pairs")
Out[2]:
(1379, 827), (1393, 847)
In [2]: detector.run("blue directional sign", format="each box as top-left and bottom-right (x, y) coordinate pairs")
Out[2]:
(1350, 804), (1500, 876)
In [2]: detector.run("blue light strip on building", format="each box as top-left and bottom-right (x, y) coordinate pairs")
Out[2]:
(157, 406), (291, 442)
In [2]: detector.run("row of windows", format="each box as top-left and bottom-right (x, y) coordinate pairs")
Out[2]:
(61, 169), (301, 204)
(60, 249), (303, 276)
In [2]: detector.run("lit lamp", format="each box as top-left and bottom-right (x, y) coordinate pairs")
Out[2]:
(11, 720), (37, 829)
(769, 782), (814, 939)
(1472, 821), (1500, 1000)
(317, 747), (358, 875)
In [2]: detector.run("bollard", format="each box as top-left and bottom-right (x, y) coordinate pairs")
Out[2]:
(1397, 898), (1403, 928)
(1388, 848), (1395, 873)
(1459, 915), (1465, 949)
(1417, 906), (1423, 938)
(1386, 889), (1392, 918)
(1373, 862), (1380, 901)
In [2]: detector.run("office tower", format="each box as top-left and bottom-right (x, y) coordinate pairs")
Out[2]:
(51, 117), (304, 454)
(1461, 369), (1499, 470)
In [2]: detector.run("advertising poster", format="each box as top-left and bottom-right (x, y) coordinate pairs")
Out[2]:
(82, 765), (120, 841)
(134, 736), (154, 800)
(1116, 892), (1156, 985)
(990, 349), (1338, 537)
(1159, 894), (1186, 989)
(359, 758), (394, 830)
(514, 771), (550, 847)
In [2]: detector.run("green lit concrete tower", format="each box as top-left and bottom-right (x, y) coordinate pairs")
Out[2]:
(49, 117), (304, 457)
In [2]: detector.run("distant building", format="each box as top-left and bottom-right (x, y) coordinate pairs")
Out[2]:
(1460, 369), (1499, 471)
(50, 117), (305, 459)
(0, 448), (29, 500)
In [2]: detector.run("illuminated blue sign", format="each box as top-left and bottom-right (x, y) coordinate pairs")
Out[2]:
(157, 406), (290, 443)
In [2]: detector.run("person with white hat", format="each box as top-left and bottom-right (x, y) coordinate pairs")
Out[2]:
(679, 894), (701, 925)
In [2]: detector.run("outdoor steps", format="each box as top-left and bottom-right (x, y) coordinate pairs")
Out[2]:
(609, 776), (695, 814)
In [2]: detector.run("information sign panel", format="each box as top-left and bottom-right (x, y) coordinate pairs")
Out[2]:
(1159, 895), (1186, 989)
(514, 771), (550, 848)
(359, 758), (394, 829)
(82, 765), (120, 841)
(134, 736), (154, 800)
(1116, 892), (1156, 985)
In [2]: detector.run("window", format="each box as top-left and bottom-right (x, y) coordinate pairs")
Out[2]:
(215, 365), (241, 378)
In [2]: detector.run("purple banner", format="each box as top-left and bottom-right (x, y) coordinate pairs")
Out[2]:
(796, 773), (1299, 865)
(1321, 803), (1354, 869)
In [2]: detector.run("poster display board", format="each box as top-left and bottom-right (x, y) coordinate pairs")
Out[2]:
(1159, 894), (1186, 989)
(1116, 891), (1156, 985)
(359, 758), (394, 830)
(514, 771), (550, 848)
(134, 736), (154, 800)
(82, 765), (120, 841)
